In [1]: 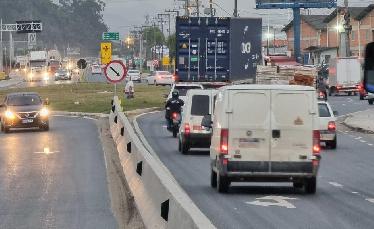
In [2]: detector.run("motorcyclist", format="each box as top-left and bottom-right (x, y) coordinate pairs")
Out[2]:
(165, 90), (184, 129)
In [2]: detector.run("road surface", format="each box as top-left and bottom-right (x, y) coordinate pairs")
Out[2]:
(137, 95), (374, 229)
(0, 116), (117, 229)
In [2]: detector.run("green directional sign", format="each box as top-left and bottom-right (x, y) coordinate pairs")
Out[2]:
(102, 32), (119, 41)
(191, 56), (199, 62)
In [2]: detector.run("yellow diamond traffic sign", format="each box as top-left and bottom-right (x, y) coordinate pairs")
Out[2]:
(101, 42), (112, 65)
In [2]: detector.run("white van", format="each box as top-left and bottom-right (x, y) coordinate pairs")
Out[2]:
(178, 89), (218, 154)
(202, 85), (321, 194)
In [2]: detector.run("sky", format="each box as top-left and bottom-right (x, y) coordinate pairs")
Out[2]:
(102, 0), (374, 38)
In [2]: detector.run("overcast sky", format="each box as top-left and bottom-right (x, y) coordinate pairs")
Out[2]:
(102, 0), (374, 38)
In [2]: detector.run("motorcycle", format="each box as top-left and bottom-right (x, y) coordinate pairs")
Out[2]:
(170, 112), (181, 138)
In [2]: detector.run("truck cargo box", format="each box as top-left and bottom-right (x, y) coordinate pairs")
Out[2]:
(175, 17), (262, 83)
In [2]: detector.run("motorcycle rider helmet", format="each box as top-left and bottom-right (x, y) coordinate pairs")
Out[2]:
(172, 90), (179, 99)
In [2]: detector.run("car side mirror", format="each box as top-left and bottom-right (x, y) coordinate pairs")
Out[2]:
(201, 114), (212, 129)
(333, 111), (338, 116)
(43, 99), (50, 106)
(364, 42), (374, 93)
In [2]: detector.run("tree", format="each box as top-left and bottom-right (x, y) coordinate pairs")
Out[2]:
(166, 33), (176, 60)
(0, 0), (107, 56)
(142, 27), (165, 59)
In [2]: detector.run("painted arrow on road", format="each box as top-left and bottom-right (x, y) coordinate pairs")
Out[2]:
(246, 196), (298, 209)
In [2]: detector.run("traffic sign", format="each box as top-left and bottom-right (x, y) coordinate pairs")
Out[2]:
(16, 20), (42, 33)
(101, 42), (112, 65)
(77, 59), (87, 69)
(104, 60), (127, 83)
(102, 32), (119, 41)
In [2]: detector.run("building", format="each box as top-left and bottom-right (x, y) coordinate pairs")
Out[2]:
(283, 4), (374, 64)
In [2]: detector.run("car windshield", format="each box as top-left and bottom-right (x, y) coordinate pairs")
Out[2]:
(175, 86), (202, 96)
(8, 95), (42, 106)
(57, 69), (67, 73)
(191, 95), (210, 116)
(319, 104), (331, 117)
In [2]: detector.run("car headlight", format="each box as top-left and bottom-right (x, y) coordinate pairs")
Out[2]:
(40, 108), (49, 117)
(55, 73), (59, 77)
(43, 72), (49, 77)
(5, 110), (15, 120)
(28, 73), (34, 78)
(67, 72), (71, 77)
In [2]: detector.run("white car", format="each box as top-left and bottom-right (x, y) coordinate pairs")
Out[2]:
(368, 92), (374, 105)
(167, 83), (204, 103)
(126, 69), (141, 82)
(147, 71), (174, 85)
(179, 89), (218, 154)
(91, 64), (102, 75)
(203, 85), (321, 193)
(318, 101), (337, 149)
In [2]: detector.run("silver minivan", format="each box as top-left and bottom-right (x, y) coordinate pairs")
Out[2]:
(179, 89), (217, 154)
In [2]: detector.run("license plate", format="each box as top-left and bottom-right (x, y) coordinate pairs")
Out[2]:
(22, 119), (34, 124)
(193, 125), (203, 131)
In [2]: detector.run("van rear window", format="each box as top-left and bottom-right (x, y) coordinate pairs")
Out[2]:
(191, 95), (209, 116)
(319, 104), (331, 117)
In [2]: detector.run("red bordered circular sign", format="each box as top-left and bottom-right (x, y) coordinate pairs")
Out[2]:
(104, 60), (127, 83)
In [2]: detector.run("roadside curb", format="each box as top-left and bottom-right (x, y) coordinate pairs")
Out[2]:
(52, 111), (108, 119)
(341, 110), (374, 134)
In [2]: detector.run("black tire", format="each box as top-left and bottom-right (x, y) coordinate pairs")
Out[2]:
(217, 174), (230, 193)
(40, 123), (49, 131)
(326, 137), (337, 149)
(369, 99), (374, 105)
(211, 169), (217, 188)
(178, 140), (182, 152)
(305, 177), (317, 194)
(360, 95), (364, 100)
(293, 182), (304, 189)
(348, 92), (352, 96)
(172, 129), (178, 138)
(181, 141), (189, 155)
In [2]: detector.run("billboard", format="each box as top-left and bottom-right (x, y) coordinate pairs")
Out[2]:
(256, 0), (337, 8)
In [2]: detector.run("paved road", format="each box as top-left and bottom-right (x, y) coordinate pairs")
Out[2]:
(138, 96), (374, 229)
(327, 95), (371, 116)
(0, 116), (117, 229)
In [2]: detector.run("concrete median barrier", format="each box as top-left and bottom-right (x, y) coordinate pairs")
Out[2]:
(109, 97), (215, 229)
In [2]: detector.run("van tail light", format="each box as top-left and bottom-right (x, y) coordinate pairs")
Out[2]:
(184, 123), (190, 135)
(337, 85), (342, 90)
(220, 129), (229, 155)
(172, 113), (177, 119)
(328, 121), (336, 131)
(313, 130), (320, 155)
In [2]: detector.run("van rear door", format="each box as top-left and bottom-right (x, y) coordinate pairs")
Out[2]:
(270, 90), (314, 172)
(228, 90), (271, 172)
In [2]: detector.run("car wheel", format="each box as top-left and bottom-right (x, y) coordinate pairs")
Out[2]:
(369, 99), (374, 105)
(40, 123), (49, 131)
(211, 169), (217, 188)
(178, 140), (182, 152)
(217, 173), (230, 193)
(173, 129), (178, 138)
(0, 122), (4, 132)
(360, 95), (364, 100)
(304, 177), (317, 194)
(293, 182), (304, 189)
(348, 92), (352, 96)
(181, 141), (189, 155)
(4, 127), (10, 134)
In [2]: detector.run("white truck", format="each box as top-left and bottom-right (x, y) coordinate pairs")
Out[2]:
(328, 57), (362, 96)
(28, 51), (49, 82)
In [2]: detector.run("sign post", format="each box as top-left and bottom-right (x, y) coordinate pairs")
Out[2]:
(104, 60), (127, 95)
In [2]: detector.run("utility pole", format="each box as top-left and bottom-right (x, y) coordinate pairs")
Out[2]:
(209, 0), (214, 17)
(233, 0), (238, 17)
(196, 0), (200, 17)
(339, 0), (351, 57)
(185, 0), (190, 16)
(0, 19), (3, 72)
(165, 9), (180, 17)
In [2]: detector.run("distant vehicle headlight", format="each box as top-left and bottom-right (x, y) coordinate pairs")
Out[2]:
(28, 73), (34, 78)
(73, 69), (79, 73)
(5, 110), (15, 120)
(23, 68), (27, 72)
(40, 108), (49, 117)
(55, 73), (59, 77)
(67, 72), (71, 77)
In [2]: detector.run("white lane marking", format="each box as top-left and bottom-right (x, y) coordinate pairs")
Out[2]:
(329, 182), (344, 188)
(83, 116), (98, 121)
(368, 143), (373, 146)
(366, 198), (374, 204)
(34, 147), (59, 155)
(162, 125), (168, 128)
(355, 137), (362, 140)
(342, 104), (346, 106)
(360, 140), (367, 143)
(344, 131), (350, 133)
(246, 196), (298, 209)
(352, 192), (359, 194)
